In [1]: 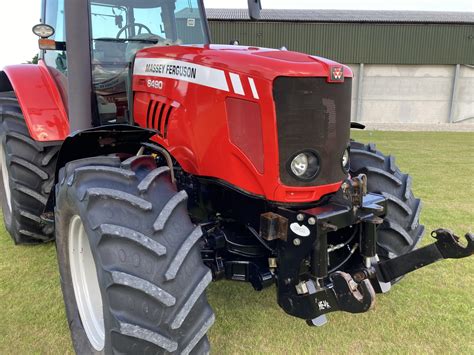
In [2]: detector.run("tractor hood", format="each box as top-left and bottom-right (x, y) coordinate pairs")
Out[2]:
(132, 44), (353, 204)
(134, 44), (352, 82)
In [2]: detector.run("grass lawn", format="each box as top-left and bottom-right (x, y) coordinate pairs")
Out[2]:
(0, 131), (473, 354)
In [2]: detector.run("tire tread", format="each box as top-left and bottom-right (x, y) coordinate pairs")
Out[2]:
(350, 141), (425, 263)
(55, 157), (214, 353)
(111, 271), (176, 307)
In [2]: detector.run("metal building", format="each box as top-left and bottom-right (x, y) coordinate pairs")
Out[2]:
(207, 9), (474, 125)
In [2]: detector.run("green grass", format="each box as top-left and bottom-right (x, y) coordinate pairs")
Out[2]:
(0, 131), (473, 354)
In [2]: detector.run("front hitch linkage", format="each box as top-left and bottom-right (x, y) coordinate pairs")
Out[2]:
(275, 196), (473, 326)
(370, 229), (474, 283)
(284, 229), (473, 327)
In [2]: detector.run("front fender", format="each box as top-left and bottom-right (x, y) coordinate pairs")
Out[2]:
(55, 124), (155, 179)
(1, 61), (69, 141)
(42, 124), (155, 214)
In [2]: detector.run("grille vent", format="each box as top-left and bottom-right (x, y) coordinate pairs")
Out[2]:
(146, 100), (174, 138)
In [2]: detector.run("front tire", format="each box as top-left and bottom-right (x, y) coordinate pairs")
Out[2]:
(350, 142), (425, 263)
(55, 155), (214, 354)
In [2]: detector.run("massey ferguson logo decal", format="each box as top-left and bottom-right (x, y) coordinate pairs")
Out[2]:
(134, 57), (230, 92)
(330, 66), (344, 82)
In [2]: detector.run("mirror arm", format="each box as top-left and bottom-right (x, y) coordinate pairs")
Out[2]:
(248, 0), (262, 21)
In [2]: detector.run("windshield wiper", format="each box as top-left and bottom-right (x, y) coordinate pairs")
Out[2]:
(94, 38), (159, 44)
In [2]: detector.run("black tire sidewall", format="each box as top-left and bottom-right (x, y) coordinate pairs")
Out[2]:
(0, 135), (13, 232)
(55, 191), (116, 354)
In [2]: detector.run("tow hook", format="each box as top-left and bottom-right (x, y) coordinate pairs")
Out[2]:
(331, 272), (375, 313)
(278, 271), (377, 327)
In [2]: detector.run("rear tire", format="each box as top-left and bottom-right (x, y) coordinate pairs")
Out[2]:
(0, 92), (60, 244)
(350, 142), (425, 263)
(55, 155), (214, 354)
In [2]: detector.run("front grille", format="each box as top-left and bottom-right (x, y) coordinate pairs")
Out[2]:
(273, 77), (352, 187)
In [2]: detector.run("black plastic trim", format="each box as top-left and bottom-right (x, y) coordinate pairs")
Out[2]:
(273, 76), (352, 187)
(0, 72), (13, 92)
(350, 122), (366, 130)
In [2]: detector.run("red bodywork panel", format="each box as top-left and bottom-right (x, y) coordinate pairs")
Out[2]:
(133, 45), (353, 203)
(2, 61), (69, 142)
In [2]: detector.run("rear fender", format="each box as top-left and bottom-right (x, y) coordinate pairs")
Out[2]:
(1, 61), (69, 141)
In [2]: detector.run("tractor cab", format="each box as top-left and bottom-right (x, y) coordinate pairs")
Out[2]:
(41, 0), (209, 124)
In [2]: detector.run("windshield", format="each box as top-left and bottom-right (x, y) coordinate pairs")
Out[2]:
(89, 0), (207, 124)
(90, 0), (207, 46)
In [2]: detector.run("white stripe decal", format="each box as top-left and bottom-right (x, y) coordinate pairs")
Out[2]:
(134, 57), (229, 92)
(229, 73), (245, 96)
(248, 78), (259, 99)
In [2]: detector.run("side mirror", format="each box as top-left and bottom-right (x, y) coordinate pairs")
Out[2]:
(248, 0), (262, 21)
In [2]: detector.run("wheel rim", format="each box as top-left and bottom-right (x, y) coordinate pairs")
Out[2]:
(68, 215), (105, 351)
(0, 143), (12, 212)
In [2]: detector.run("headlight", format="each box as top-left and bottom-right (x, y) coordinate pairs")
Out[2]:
(290, 153), (308, 176)
(32, 24), (55, 39)
(342, 148), (350, 172)
(288, 151), (320, 180)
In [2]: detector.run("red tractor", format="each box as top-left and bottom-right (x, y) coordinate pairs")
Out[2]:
(0, 0), (472, 353)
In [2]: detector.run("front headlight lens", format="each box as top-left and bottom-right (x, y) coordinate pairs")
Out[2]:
(289, 151), (320, 180)
(290, 153), (309, 177)
(342, 148), (350, 172)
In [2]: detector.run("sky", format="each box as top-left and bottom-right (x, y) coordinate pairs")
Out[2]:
(0, 0), (473, 69)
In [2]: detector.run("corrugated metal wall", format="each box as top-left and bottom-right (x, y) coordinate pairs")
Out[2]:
(209, 21), (474, 64)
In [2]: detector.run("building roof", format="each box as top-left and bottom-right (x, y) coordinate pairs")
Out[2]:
(206, 9), (474, 25)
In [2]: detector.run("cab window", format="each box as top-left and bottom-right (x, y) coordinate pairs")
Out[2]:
(44, 0), (67, 73)
(89, 0), (208, 123)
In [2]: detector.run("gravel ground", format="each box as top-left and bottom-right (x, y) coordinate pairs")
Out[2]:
(361, 122), (474, 132)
